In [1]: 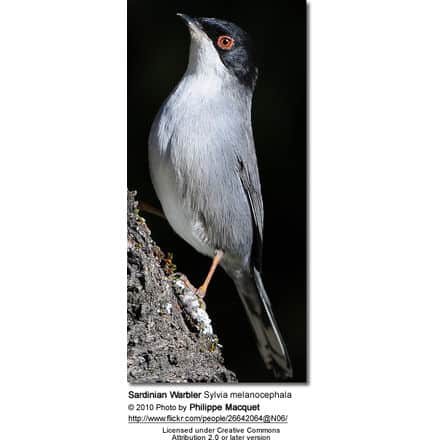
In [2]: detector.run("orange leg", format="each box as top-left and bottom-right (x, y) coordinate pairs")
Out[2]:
(197, 250), (224, 298)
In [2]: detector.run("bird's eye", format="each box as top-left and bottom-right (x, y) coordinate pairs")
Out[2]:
(217, 35), (235, 50)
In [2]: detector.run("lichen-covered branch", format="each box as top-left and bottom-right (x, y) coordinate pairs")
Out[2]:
(127, 191), (237, 383)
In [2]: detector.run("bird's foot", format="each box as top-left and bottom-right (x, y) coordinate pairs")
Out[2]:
(173, 273), (208, 298)
(195, 285), (207, 299)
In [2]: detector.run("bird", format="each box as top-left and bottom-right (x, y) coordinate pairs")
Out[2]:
(148, 13), (293, 379)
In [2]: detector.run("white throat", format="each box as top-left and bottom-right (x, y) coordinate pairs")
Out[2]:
(184, 29), (232, 93)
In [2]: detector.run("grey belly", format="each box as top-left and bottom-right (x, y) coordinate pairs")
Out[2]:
(151, 160), (215, 258)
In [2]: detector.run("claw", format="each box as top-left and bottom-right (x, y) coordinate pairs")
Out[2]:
(196, 285), (207, 298)
(173, 274), (209, 298)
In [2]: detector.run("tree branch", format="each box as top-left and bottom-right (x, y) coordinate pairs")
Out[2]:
(127, 190), (237, 383)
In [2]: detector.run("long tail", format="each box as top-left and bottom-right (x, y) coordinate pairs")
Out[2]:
(233, 267), (293, 379)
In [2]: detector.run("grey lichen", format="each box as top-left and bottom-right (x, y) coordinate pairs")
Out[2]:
(173, 279), (214, 336)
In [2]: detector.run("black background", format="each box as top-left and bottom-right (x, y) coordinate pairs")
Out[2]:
(128, 0), (307, 382)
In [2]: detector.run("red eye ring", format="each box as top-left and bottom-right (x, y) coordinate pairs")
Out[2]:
(217, 35), (235, 50)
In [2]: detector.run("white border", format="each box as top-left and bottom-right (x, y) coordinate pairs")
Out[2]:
(0, 1), (439, 438)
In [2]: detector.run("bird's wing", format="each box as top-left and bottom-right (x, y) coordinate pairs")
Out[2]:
(236, 154), (264, 271)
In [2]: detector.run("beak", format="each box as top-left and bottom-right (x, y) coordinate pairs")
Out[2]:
(177, 13), (203, 33)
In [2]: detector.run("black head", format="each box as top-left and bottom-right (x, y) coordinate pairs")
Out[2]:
(178, 14), (258, 90)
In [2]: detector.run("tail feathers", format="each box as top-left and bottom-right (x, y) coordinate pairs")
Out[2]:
(233, 268), (293, 379)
